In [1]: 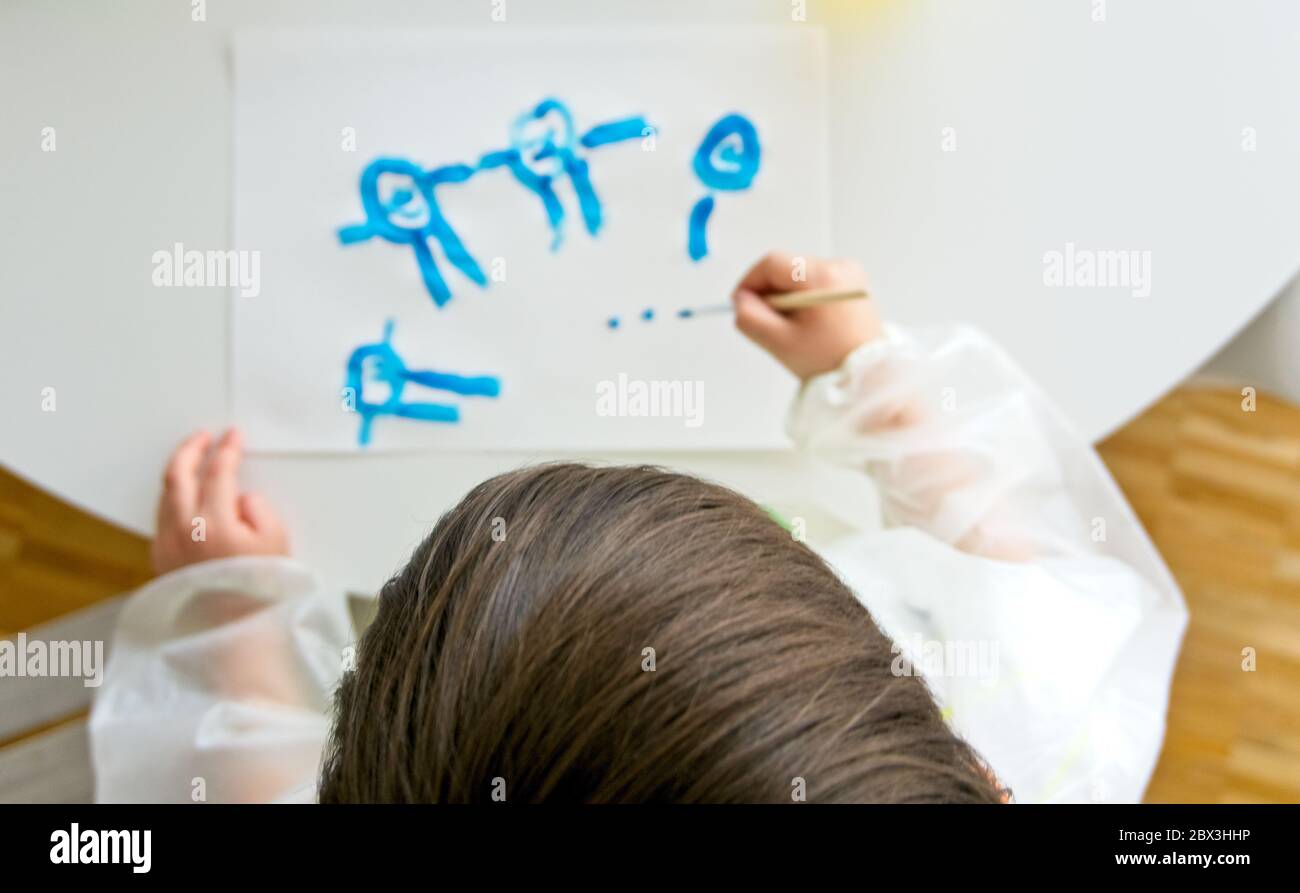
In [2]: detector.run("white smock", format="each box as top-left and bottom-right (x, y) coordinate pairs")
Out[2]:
(90, 324), (1187, 803)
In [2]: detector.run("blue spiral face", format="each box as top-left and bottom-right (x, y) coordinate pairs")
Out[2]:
(346, 335), (408, 416)
(510, 98), (577, 177)
(356, 158), (436, 243)
(692, 114), (761, 192)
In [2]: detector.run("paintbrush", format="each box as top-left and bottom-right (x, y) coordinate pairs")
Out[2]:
(677, 286), (869, 318)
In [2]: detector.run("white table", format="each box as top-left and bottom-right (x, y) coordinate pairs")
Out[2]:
(5, 0), (1299, 592)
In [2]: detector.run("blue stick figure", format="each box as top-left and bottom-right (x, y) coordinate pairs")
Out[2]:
(479, 98), (650, 250)
(688, 113), (761, 261)
(345, 320), (501, 447)
(338, 157), (488, 307)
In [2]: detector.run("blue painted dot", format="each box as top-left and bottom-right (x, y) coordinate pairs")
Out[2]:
(677, 308), (694, 319)
(607, 317), (620, 329)
(642, 308), (655, 321)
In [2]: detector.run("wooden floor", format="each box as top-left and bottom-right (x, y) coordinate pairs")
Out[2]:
(0, 473), (151, 638)
(2, 384), (1299, 802)
(1097, 386), (1300, 802)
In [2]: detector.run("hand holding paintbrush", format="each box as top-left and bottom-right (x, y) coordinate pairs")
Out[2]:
(707, 252), (883, 380)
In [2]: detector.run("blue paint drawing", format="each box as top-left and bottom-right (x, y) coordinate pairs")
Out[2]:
(606, 302), (738, 330)
(340, 98), (651, 305)
(345, 320), (501, 447)
(688, 113), (761, 261)
(687, 195), (716, 262)
(338, 158), (487, 307)
(606, 308), (660, 330)
(479, 98), (649, 251)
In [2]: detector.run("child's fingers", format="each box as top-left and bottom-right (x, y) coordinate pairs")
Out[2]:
(811, 257), (868, 289)
(199, 428), (244, 521)
(738, 252), (867, 297)
(736, 250), (805, 296)
(160, 429), (211, 524)
(733, 288), (795, 354)
(238, 491), (281, 536)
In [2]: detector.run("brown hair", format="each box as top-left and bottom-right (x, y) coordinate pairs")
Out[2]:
(319, 463), (1004, 803)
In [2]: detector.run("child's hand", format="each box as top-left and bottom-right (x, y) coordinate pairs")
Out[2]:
(732, 251), (884, 380)
(152, 428), (290, 575)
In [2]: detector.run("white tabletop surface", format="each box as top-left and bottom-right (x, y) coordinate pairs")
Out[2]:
(4, 0), (1299, 592)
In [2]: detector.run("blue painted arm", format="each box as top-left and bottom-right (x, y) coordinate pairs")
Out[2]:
(404, 370), (502, 398)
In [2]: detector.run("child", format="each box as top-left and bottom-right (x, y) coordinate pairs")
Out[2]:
(91, 253), (1187, 803)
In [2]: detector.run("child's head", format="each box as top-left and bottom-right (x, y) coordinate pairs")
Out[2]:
(320, 463), (1002, 803)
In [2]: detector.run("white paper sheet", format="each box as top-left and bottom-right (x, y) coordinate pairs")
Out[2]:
(233, 28), (828, 451)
